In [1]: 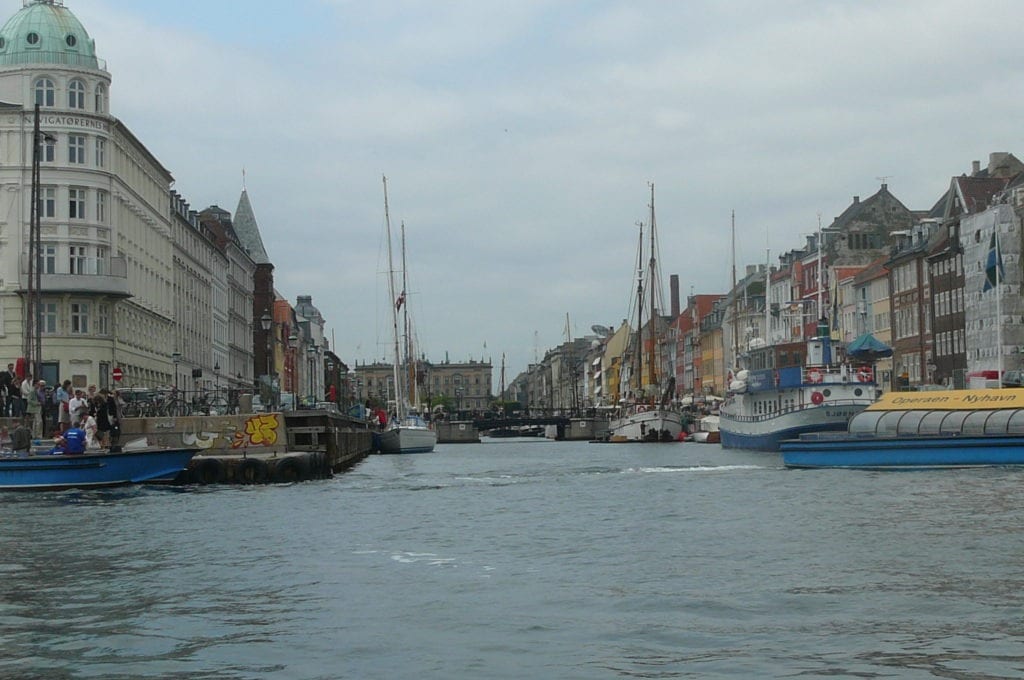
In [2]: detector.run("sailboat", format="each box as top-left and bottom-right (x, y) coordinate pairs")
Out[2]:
(377, 176), (437, 455)
(607, 183), (684, 443)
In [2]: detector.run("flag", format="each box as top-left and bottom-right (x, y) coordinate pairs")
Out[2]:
(395, 290), (406, 310)
(983, 232), (1005, 293)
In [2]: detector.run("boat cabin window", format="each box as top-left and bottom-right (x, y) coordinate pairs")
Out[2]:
(919, 411), (948, 434)
(896, 411), (926, 436)
(962, 410), (996, 435)
(938, 411), (970, 435)
(984, 410), (1014, 435)
(1007, 410), (1024, 434)
(849, 411), (883, 435)
(876, 411), (904, 435)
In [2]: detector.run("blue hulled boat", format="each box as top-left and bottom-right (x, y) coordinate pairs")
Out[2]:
(781, 389), (1024, 469)
(0, 447), (198, 490)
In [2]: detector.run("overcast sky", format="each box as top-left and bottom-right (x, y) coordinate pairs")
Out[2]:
(61, 0), (1024, 381)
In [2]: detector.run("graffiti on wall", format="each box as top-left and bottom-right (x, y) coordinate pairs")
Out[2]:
(178, 413), (282, 450)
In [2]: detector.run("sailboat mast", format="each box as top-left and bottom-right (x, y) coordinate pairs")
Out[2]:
(647, 182), (658, 393)
(401, 221), (419, 410)
(817, 213), (824, 327)
(382, 175), (404, 417)
(633, 220), (645, 398)
(764, 243), (771, 347)
(731, 210), (738, 369)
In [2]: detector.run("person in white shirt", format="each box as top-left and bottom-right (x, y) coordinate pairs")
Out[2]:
(68, 389), (88, 428)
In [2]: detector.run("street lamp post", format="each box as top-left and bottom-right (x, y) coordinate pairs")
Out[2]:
(172, 352), (181, 394)
(307, 343), (317, 407)
(260, 310), (273, 408)
(214, 361), (220, 394)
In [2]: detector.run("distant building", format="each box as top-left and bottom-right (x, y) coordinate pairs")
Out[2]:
(355, 358), (493, 413)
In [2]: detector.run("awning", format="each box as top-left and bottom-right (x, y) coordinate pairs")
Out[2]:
(591, 357), (602, 366)
(847, 333), (893, 360)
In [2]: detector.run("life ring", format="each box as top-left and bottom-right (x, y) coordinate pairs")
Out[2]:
(807, 369), (823, 384)
(857, 367), (873, 383)
(191, 457), (224, 485)
(236, 457), (269, 484)
(810, 391), (824, 405)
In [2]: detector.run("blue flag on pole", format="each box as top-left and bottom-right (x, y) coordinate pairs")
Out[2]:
(984, 232), (1005, 293)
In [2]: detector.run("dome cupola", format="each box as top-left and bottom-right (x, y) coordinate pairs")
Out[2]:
(0, 1), (100, 70)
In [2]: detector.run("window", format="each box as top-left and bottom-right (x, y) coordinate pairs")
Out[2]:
(69, 187), (86, 219)
(95, 190), (107, 223)
(94, 84), (106, 113)
(38, 186), (55, 218)
(33, 78), (54, 107)
(68, 135), (86, 164)
(95, 137), (106, 167)
(69, 245), (87, 274)
(70, 302), (89, 334)
(96, 304), (109, 335)
(93, 246), (108, 275)
(68, 79), (85, 109)
(41, 302), (57, 334)
(41, 243), (55, 274)
(41, 135), (54, 162)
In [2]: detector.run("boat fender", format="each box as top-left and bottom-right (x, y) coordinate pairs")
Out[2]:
(191, 457), (225, 485)
(236, 457), (269, 484)
(271, 456), (308, 483)
(810, 391), (824, 405)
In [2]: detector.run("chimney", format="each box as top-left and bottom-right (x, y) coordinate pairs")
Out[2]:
(853, 196), (860, 204)
(670, 274), (680, 318)
(972, 160), (981, 175)
(990, 152), (1012, 178)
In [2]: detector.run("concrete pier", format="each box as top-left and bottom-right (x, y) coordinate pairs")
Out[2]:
(114, 409), (373, 484)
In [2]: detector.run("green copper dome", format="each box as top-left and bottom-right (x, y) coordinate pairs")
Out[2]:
(0, 1), (100, 69)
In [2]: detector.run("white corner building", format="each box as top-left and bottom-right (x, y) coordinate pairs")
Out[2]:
(0, 1), (254, 391)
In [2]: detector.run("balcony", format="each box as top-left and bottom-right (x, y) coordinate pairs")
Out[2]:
(19, 256), (130, 298)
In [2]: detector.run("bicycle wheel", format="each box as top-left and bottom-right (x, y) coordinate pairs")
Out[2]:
(164, 398), (190, 417)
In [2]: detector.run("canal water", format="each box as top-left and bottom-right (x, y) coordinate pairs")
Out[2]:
(2, 439), (1023, 679)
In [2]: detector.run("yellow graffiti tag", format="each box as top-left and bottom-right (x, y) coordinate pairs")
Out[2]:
(230, 413), (280, 448)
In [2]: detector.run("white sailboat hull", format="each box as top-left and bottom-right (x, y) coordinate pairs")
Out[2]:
(378, 425), (437, 454)
(608, 408), (683, 443)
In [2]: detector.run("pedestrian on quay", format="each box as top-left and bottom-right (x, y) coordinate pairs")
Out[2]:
(56, 380), (71, 433)
(69, 389), (88, 428)
(27, 378), (43, 438)
(10, 376), (24, 418)
(96, 388), (122, 450)
(0, 362), (13, 417)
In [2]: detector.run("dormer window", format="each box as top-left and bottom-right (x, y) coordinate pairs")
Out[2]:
(26, 32), (39, 46)
(65, 34), (77, 48)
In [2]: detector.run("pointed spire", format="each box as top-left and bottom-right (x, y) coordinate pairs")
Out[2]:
(233, 186), (271, 264)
